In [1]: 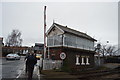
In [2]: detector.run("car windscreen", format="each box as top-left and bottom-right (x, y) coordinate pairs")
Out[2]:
(7, 54), (14, 56)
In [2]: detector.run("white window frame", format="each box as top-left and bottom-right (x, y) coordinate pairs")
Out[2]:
(76, 55), (80, 65)
(86, 57), (90, 65)
(81, 56), (85, 65)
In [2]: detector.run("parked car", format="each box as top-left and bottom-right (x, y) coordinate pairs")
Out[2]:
(6, 53), (21, 60)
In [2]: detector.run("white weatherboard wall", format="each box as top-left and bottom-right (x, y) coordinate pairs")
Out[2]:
(48, 27), (64, 37)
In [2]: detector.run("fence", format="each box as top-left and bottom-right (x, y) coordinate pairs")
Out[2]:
(105, 57), (120, 63)
(43, 59), (62, 70)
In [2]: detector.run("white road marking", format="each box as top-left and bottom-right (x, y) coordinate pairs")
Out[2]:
(16, 63), (41, 79)
(35, 65), (41, 80)
(16, 64), (25, 78)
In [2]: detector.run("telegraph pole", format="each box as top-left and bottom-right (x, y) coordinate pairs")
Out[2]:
(44, 6), (47, 59)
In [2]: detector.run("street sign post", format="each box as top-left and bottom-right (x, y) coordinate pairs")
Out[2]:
(60, 52), (66, 67)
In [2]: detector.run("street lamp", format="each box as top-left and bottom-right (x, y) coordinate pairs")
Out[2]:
(97, 43), (101, 66)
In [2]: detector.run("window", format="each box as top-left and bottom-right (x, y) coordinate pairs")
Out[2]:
(75, 55), (90, 65)
(86, 56), (90, 65)
(81, 56), (85, 65)
(76, 55), (80, 65)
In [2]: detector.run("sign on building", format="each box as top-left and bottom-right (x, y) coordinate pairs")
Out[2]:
(60, 52), (66, 60)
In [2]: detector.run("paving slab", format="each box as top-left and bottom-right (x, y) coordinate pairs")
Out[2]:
(17, 65), (45, 80)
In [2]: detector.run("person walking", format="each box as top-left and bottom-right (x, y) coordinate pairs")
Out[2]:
(24, 52), (30, 73)
(26, 51), (37, 80)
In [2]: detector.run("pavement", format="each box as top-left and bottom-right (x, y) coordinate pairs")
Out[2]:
(0, 58), (2, 80)
(17, 65), (45, 80)
(103, 63), (120, 69)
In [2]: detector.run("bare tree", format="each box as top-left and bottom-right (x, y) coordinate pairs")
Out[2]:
(95, 43), (119, 56)
(105, 46), (116, 56)
(6, 29), (23, 47)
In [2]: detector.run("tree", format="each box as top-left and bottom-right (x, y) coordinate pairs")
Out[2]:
(6, 29), (23, 47)
(95, 43), (119, 56)
(105, 45), (116, 56)
(95, 43), (119, 65)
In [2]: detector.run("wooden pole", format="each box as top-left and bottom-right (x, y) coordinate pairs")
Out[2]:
(44, 6), (47, 59)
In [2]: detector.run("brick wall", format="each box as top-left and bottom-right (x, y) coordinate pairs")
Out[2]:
(48, 47), (95, 70)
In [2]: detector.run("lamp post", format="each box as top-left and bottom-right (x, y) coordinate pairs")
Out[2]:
(97, 43), (101, 66)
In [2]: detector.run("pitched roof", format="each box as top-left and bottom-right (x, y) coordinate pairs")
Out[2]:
(47, 23), (97, 41)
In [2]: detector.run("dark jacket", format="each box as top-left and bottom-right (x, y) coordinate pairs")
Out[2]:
(25, 52), (30, 61)
(26, 54), (37, 68)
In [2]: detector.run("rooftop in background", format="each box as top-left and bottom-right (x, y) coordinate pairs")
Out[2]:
(34, 43), (44, 51)
(35, 43), (44, 47)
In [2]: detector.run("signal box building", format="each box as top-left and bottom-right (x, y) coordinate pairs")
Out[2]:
(46, 23), (97, 69)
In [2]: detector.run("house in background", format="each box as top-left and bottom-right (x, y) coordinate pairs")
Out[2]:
(0, 37), (3, 57)
(2, 46), (30, 56)
(34, 43), (44, 54)
(46, 23), (97, 70)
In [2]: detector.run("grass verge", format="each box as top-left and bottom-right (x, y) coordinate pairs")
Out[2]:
(41, 70), (78, 80)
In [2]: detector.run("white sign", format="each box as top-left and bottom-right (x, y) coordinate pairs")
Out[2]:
(60, 52), (66, 60)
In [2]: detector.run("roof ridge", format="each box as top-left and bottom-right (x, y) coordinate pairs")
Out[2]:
(53, 22), (96, 41)
(54, 22), (89, 36)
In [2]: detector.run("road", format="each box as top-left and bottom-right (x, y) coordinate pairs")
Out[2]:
(1, 56), (25, 79)
(0, 58), (2, 80)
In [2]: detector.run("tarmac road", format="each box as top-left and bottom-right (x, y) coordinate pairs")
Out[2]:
(0, 58), (2, 80)
(1, 56), (25, 79)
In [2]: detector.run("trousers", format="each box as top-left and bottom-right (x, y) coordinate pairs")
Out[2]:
(27, 66), (34, 80)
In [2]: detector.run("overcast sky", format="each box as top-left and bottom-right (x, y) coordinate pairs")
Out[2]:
(1, 1), (118, 47)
